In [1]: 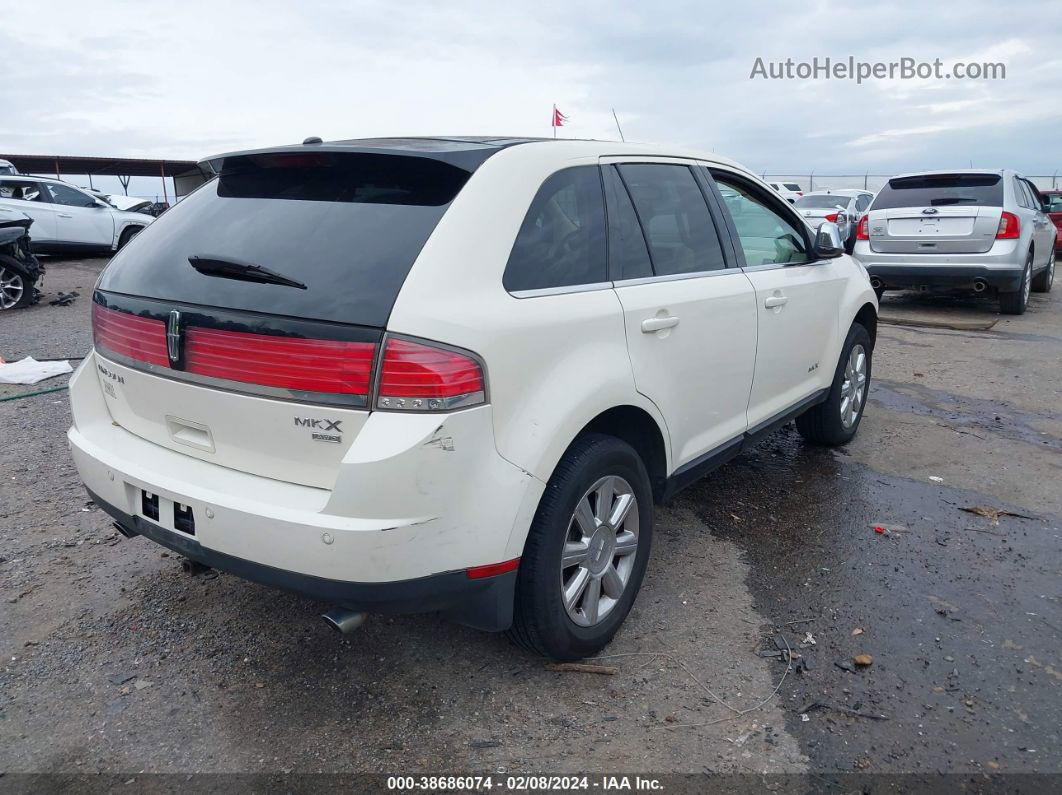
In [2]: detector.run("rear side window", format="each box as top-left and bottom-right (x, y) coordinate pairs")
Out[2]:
(617, 164), (725, 276)
(871, 174), (1003, 209)
(784, 183), (802, 191)
(97, 152), (472, 327)
(503, 167), (607, 292)
(602, 166), (652, 280)
(0, 180), (46, 202)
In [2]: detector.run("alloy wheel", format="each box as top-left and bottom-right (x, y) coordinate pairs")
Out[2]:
(0, 266), (25, 309)
(560, 475), (640, 627)
(840, 343), (867, 429)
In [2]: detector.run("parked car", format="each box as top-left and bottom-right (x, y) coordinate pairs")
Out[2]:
(1042, 190), (1062, 252)
(794, 190), (875, 253)
(767, 181), (804, 203)
(853, 170), (1055, 313)
(68, 137), (877, 660)
(0, 175), (154, 255)
(0, 207), (43, 309)
(0, 159), (18, 176)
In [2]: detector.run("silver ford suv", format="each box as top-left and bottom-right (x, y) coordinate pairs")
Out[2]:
(853, 170), (1056, 314)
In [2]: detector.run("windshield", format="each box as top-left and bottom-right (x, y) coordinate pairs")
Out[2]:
(795, 196), (848, 209)
(872, 174), (1003, 209)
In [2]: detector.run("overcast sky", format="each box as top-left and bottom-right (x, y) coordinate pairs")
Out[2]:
(2, 0), (1060, 197)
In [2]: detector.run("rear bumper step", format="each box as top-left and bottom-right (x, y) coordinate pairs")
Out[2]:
(88, 487), (516, 632)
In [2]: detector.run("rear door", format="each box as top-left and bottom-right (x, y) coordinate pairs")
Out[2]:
(603, 159), (757, 468)
(41, 182), (114, 246)
(708, 168), (845, 429)
(92, 150), (475, 489)
(866, 173), (1003, 254)
(0, 179), (58, 241)
(1018, 178), (1054, 266)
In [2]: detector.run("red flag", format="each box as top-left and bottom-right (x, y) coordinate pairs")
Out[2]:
(552, 107), (568, 127)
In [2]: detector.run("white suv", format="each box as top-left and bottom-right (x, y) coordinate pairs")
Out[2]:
(68, 137), (877, 659)
(0, 175), (154, 254)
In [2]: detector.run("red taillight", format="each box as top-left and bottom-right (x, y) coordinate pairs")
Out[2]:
(92, 303), (169, 367)
(184, 327), (375, 398)
(856, 215), (869, 241)
(466, 558), (519, 579)
(996, 211), (1020, 239)
(377, 338), (485, 410)
(825, 213), (838, 222)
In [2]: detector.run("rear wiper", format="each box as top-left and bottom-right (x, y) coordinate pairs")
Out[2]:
(187, 255), (307, 289)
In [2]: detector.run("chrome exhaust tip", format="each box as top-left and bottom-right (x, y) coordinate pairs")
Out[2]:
(322, 608), (367, 634)
(972, 280), (988, 293)
(870, 277), (883, 290)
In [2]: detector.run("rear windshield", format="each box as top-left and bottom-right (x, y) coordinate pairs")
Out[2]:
(97, 152), (472, 327)
(795, 195), (848, 209)
(871, 174), (1003, 209)
(783, 183), (802, 191)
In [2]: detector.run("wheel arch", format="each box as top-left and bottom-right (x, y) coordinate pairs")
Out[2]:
(853, 302), (877, 349)
(574, 405), (670, 504)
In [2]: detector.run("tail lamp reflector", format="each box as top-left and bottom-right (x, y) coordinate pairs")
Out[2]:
(855, 215), (869, 241)
(92, 303), (169, 367)
(184, 328), (375, 396)
(377, 338), (485, 410)
(996, 211), (1020, 239)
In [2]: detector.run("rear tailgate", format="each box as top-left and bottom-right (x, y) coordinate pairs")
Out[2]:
(91, 148), (477, 488)
(867, 173), (1004, 254)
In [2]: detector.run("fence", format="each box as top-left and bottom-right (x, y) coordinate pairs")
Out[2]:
(762, 173), (1061, 193)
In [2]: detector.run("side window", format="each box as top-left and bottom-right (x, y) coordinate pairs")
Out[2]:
(711, 173), (810, 266)
(602, 166), (652, 280)
(0, 180), (46, 202)
(503, 167), (607, 292)
(1022, 180), (1042, 210)
(616, 164), (725, 276)
(44, 182), (97, 208)
(855, 194), (872, 213)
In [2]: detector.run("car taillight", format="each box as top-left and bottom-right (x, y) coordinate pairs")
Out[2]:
(856, 215), (869, 241)
(825, 213), (838, 222)
(996, 211), (1020, 239)
(184, 327), (375, 399)
(92, 303), (169, 367)
(377, 337), (485, 411)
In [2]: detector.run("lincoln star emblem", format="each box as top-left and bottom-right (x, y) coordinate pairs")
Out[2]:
(167, 310), (182, 366)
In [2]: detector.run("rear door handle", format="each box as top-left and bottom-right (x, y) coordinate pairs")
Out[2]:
(764, 295), (789, 308)
(641, 316), (680, 333)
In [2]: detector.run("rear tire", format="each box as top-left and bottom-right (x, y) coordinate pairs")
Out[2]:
(507, 434), (653, 661)
(1000, 252), (1032, 314)
(1032, 253), (1054, 293)
(796, 323), (872, 446)
(0, 256), (34, 310)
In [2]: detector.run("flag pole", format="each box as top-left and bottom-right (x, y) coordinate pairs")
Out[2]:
(552, 104), (556, 139)
(611, 108), (625, 142)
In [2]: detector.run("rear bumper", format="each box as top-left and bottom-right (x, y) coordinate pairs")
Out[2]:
(853, 239), (1025, 291)
(862, 264), (1024, 292)
(88, 487), (516, 631)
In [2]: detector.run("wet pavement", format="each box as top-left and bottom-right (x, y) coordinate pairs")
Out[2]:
(1, 258), (1060, 783)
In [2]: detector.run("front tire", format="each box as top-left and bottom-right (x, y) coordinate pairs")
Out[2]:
(1032, 253), (1054, 293)
(1000, 252), (1032, 314)
(796, 323), (872, 446)
(507, 434), (653, 661)
(0, 257), (33, 310)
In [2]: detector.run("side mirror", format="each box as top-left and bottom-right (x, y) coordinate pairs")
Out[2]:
(813, 221), (845, 259)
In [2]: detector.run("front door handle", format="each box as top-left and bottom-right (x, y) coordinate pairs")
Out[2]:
(641, 316), (680, 333)
(764, 295), (789, 309)
(57, 213), (73, 218)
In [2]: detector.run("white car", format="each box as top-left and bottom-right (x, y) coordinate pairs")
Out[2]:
(794, 190), (875, 252)
(104, 194), (156, 215)
(0, 159), (18, 176)
(0, 175), (154, 255)
(767, 181), (804, 203)
(68, 137), (877, 659)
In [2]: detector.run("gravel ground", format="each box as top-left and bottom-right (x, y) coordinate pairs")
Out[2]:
(1, 256), (1059, 786)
